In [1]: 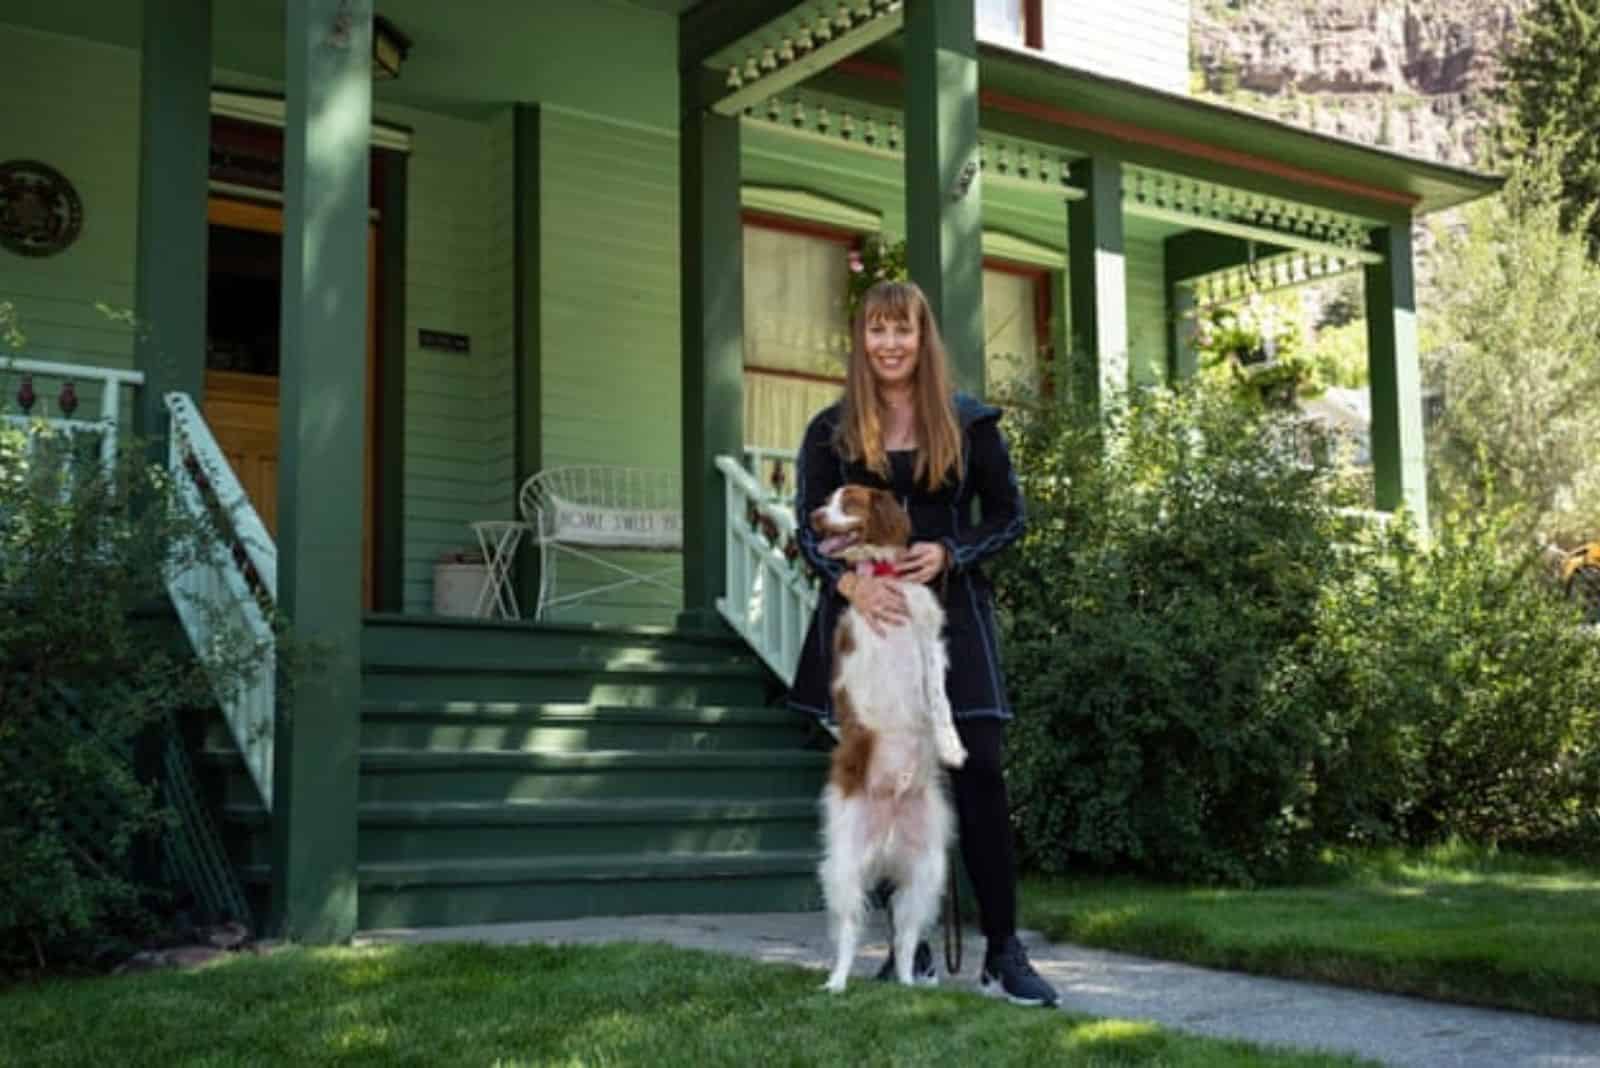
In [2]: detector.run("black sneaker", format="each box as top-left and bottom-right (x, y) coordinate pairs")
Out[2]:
(875, 939), (937, 985)
(979, 935), (1059, 1007)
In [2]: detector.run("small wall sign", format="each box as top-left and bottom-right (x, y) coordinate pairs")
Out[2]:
(419, 328), (470, 354)
(0, 160), (83, 258)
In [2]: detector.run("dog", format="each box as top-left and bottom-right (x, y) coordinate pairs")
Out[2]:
(809, 484), (968, 994)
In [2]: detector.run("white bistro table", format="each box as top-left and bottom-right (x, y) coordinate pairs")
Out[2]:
(470, 519), (531, 620)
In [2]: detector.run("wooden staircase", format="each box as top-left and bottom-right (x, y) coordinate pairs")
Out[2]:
(209, 616), (829, 929)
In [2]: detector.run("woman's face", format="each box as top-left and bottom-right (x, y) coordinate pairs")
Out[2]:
(863, 311), (921, 390)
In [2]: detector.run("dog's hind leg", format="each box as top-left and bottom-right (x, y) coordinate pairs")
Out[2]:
(820, 802), (868, 994)
(889, 839), (947, 986)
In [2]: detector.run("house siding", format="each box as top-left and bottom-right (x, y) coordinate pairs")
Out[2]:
(0, 27), (140, 372)
(1126, 227), (1170, 387)
(1039, 0), (1191, 96)
(535, 106), (683, 625)
(391, 104), (514, 614)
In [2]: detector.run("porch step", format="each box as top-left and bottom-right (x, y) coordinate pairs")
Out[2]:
(225, 797), (821, 865)
(205, 620), (829, 928)
(362, 614), (758, 668)
(357, 701), (816, 752)
(346, 849), (824, 928)
(359, 657), (772, 707)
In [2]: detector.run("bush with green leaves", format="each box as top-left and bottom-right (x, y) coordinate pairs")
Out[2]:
(0, 422), (272, 975)
(993, 385), (1369, 883)
(993, 385), (1600, 884)
(1278, 509), (1600, 853)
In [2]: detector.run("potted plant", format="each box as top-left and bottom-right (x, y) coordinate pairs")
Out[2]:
(1194, 295), (1315, 409)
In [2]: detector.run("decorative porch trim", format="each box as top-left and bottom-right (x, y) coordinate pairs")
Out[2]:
(708, 0), (905, 117)
(742, 185), (881, 232)
(1186, 247), (1363, 310)
(740, 88), (1088, 201)
(210, 88), (413, 153)
(1123, 164), (1382, 264)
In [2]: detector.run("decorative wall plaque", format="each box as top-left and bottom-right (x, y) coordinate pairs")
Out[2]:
(0, 160), (84, 258)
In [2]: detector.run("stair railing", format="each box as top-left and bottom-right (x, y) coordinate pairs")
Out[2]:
(164, 391), (277, 811)
(714, 450), (816, 688)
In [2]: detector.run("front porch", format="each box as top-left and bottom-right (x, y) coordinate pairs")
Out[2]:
(1, 0), (1497, 941)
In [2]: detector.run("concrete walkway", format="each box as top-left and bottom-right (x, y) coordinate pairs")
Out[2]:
(359, 912), (1600, 1068)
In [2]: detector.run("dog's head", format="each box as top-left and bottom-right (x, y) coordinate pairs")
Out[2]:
(810, 485), (911, 561)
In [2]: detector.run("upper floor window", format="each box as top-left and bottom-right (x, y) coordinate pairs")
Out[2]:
(977, 0), (1042, 49)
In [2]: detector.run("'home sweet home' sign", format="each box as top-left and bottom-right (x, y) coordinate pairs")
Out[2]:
(552, 503), (683, 550)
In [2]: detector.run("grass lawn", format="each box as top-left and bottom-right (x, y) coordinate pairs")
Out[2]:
(0, 941), (1380, 1068)
(1020, 843), (1600, 1022)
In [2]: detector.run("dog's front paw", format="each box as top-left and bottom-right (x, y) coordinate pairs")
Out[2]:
(822, 975), (848, 995)
(936, 727), (967, 768)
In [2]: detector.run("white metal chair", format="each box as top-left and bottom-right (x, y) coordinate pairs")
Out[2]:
(518, 465), (683, 620)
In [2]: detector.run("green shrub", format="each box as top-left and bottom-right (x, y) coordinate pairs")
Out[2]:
(1280, 510), (1600, 850)
(994, 386), (1600, 884)
(993, 385), (1367, 883)
(0, 422), (270, 976)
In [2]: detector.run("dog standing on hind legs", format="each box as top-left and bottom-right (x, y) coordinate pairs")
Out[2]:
(809, 485), (968, 994)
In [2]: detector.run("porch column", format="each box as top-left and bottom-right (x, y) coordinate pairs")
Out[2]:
(270, 0), (373, 943)
(1364, 222), (1429, 532)
(678, 70), (744, 628)
(133, 0), (211, 443)
(1067, 157), (1128, 410)
(904, 0), (983, 394)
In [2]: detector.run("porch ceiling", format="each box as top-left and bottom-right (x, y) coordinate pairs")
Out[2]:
(3, 0), (686, 120)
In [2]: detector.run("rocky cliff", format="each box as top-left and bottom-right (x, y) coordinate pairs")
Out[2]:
(1191, 0), (1530, 168)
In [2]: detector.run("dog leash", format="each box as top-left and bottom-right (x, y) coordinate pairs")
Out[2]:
(943, 862), (962, 974)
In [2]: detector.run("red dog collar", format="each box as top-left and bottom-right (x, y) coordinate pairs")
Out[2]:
(861, 560), (897, 578)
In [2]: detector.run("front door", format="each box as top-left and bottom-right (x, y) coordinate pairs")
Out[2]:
(204, 196), (378, 610)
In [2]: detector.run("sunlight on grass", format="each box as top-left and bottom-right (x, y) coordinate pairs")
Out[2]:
(1, 942), (1377, 1068)
(1021, 846), (1600, 1022)
(1060, 1017), (1165, 1055)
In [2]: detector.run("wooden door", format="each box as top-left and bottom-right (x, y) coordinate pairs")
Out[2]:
(204, 197), (378, 610)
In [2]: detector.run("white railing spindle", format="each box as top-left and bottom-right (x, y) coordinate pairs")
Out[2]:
(714, 452), (817, 687)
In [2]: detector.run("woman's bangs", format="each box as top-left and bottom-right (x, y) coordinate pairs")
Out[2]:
(861, 282), (919, 327)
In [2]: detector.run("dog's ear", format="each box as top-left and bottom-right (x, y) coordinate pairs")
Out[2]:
(867, 490), (911, 548)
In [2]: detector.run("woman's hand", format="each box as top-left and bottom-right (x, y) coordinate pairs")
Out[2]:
(839, 573), (909, 635)
(897, 541), (949, 586)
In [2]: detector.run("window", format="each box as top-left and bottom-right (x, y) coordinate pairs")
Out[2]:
(976, 0), (1042, 49)
(984, 261), (1052, 400)
(741, 215), (853, 453)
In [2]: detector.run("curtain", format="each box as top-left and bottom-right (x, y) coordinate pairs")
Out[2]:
(984, 268), (1040, 399)
(743, 224), (850, 452)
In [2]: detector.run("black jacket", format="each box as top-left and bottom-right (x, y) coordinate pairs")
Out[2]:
(787, 392), (1025, 722)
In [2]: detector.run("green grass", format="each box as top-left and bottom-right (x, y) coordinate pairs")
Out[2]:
(0, 941), (1379, 1068)
(1021, 843), (1600, 1022)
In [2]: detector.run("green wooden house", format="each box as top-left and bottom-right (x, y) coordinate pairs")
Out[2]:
(0, 0), (1498, 943)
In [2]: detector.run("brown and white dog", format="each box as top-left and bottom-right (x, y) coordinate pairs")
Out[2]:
(809, 485), (968, 993)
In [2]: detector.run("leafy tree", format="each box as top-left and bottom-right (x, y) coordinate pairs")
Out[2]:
(1502, 0), (1600, 256)
(1421, 142), (1600, 548)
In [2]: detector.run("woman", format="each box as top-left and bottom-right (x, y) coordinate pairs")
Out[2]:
(790, 279), (1058, 1008)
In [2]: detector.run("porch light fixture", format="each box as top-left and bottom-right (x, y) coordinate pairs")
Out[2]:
(372, 15), (412, 80)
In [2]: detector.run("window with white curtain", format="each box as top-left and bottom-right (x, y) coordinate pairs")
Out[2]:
(984, 267), (1044, 400)
(742, 221), (851, 453)
(976, 0), (1026, 45)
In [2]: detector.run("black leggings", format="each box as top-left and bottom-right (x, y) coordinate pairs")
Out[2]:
(950, 717), (1015, 942)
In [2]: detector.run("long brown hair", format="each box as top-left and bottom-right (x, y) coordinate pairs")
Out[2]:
(835, 280), (963, 489)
